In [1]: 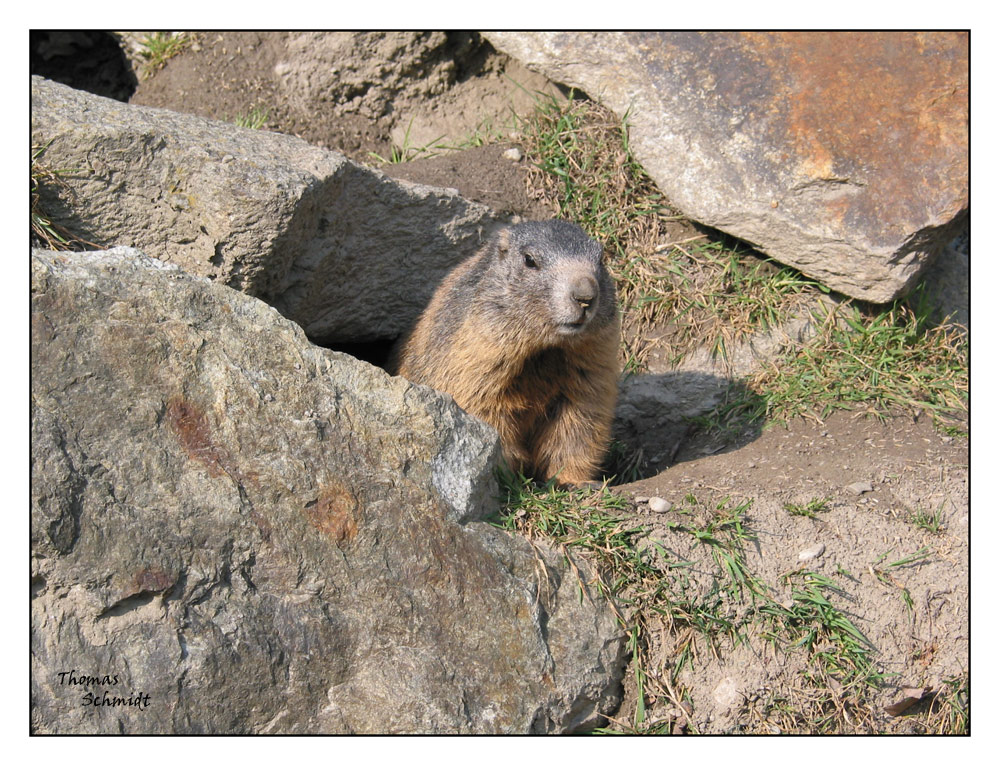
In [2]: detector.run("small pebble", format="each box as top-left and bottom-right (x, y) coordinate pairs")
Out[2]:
(649, 497), (672, 513)
(634, 496), (650, 504)
(502, 147), (522, 162)
(712, 677), (741, 710)
(798, 542), (826, 562)
(846, 481), (873, 496)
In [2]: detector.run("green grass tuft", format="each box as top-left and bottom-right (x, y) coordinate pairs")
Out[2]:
(698, 295), (968, 435)
(784, 497), (832, 518)
(909, 503), (947, 534)
(138, 32), (192, 76)
(233, 106), (270, 130)
(368, 117), (447, 164)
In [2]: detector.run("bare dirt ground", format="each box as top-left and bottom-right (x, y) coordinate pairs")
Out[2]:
(629, 410), (968, 733)
(35, 31), (970, 734)
(126, 31), (558, 220)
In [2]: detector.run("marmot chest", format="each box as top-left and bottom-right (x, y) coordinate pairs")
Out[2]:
(499, 348), (576, 422)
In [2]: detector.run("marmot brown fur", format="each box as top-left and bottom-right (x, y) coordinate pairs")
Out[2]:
(393, 220), (620, 485)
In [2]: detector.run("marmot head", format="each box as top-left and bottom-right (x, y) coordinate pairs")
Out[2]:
(489, 220), (617, 345)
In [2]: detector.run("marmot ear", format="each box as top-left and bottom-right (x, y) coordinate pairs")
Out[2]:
(494, 228), (512, 257)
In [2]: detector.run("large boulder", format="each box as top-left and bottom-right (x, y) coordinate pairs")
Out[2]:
(30, 248), (626, 734)
(30, 75), (501, 344)
(486, 32), (969, 303)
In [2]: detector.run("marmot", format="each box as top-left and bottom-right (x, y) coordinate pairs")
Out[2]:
(394, 220), (620, 485)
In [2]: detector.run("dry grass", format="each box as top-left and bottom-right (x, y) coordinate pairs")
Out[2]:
(517, 92), (967, 437)
(496, 477), (968, 735)
(31, 143), (98, 251)
(509, 91), (969, 735)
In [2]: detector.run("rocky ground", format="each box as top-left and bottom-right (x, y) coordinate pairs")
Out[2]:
(31, 31), (970, 734)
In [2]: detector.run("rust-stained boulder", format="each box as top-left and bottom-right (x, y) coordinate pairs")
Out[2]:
(30, 248), (626, 733)
(486, 31), (968, 302)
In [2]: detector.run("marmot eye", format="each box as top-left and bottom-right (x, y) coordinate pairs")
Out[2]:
(523, 252), (538, 269)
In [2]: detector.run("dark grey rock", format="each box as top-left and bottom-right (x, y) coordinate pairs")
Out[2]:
(30, 76), (501, 344)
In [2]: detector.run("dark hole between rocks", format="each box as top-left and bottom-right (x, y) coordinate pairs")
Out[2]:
(325, 339), (398, 371)
(30, 31), (137, 102)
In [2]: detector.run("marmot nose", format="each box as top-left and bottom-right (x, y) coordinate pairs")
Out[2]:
(571, 275), (598, 307)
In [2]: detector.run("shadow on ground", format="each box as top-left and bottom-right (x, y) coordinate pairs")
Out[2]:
(607, 371), (764, 483)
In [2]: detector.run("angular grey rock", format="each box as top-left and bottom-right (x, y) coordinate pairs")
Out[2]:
(274, 32), (455, 122)
(30, 76), (501, 343)
(30, 248), (625, 734)
(846, 481), (874, 496)
(486, 32), (969, 302)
